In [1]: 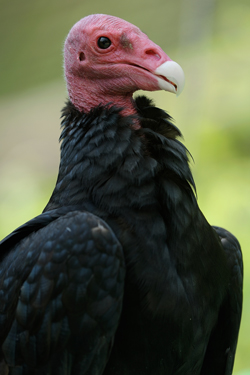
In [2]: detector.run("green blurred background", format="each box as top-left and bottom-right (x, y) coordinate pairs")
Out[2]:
(0, 0), (249, 373)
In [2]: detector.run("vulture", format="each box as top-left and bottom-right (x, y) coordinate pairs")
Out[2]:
(0, 14), (243, 375)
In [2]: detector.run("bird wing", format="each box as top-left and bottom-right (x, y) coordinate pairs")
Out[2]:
(0, 210), (125, 374)
(0, 206), (81, 261)
(200, 226), (243, 375)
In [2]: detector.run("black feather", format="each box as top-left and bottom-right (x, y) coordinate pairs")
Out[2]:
(0, 95), (242, 375)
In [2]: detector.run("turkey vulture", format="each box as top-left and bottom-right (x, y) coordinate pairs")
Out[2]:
(0, 14), (243, 375)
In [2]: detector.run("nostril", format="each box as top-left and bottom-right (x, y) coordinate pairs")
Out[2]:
(145, 49), (161, 60)
(79, 52), (85, 61)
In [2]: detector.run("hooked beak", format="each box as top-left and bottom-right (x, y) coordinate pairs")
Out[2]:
(154, 61), (185, 96)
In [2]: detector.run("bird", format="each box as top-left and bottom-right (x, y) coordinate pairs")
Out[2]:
(0, 13), (243, 375)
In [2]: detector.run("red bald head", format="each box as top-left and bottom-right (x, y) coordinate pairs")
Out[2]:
(64, 14), (184, 115)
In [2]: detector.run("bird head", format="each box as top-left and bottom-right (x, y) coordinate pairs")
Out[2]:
(64, 14), (185, 116)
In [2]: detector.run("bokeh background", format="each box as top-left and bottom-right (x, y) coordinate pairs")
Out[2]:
(0, 0), (249, 373)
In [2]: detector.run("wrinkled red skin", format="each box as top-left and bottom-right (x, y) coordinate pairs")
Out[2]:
(64, 14), (172, 116)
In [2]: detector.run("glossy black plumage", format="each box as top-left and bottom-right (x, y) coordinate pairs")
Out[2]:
(0, 96), (243, 374)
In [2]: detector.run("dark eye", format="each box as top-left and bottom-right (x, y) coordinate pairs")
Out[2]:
(98, 37), (112, 49)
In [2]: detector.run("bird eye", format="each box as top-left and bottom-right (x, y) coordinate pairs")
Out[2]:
(97, 37), (112, 49)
